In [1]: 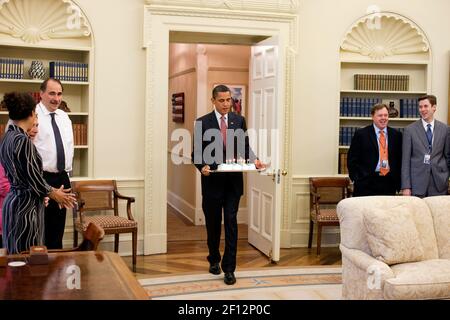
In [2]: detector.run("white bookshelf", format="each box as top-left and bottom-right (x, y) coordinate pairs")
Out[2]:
(0, 1), (93, 178)
(338, 13), (431, 174)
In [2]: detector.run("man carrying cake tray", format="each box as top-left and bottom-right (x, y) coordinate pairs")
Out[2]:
(192, 84), (265, 285)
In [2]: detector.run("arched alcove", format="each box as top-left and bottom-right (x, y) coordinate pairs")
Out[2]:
(0, 0), (91, 46)
(337, 12), (431, 175)
(0, 0), (94, 179)
(340, 12), (430, 61)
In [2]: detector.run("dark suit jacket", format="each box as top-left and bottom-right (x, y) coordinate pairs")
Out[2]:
(348, 125), (403, 192)
(191, 111), (256, 199)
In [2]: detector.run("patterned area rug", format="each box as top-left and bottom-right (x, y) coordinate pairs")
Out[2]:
(139, 266), (342, 300)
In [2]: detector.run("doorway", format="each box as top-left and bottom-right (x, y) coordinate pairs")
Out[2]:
(166, 41), (252, 252)
(167, 42), (252, 215)
(143, 5), (296, 256)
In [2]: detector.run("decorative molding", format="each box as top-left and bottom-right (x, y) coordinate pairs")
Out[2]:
(292, 174), (346, 184)
(208, 66), (248, 72)
(144, 29), (156, 255)
(144, 3), (301, 28)
(143, 3), (297, 254)
(0, 0), (91, 44)
(169, 67), (196, 79)
(145, 0), (299, 13)
(167, 190), (196, 224)
(281, 36), (296, 230)
(340, 13), (429, 60)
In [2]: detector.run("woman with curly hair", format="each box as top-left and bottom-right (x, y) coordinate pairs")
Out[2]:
(0, 92), (76, 254)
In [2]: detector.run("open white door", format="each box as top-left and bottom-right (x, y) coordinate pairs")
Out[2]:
(247, 37), (284, 262)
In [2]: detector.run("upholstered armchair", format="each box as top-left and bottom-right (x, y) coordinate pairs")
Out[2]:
(337, 196), (450, 300)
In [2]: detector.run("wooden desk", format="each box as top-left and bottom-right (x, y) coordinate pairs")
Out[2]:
(0, 251), (148, 300)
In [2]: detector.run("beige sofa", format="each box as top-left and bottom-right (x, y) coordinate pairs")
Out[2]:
(337, 196), (450, 299)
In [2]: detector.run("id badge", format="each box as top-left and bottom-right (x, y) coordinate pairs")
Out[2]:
(381, 160), (389, 168)
(424, 154), (431, 165)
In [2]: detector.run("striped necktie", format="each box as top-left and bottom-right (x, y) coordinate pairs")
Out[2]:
(379, 130), (389, 176)
(220, 115), (227, 148)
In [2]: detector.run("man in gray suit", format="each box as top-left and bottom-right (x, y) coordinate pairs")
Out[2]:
(401, 95), (450, 197)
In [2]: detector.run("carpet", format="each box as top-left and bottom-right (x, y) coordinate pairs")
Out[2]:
(139, 266), (342, 300)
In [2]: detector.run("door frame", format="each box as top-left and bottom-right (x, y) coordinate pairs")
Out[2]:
(142, 3), (297, 255)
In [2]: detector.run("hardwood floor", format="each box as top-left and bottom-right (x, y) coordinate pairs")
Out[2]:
(122, 206), (341, 278)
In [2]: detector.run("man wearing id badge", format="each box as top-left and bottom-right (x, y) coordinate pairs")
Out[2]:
(401, 95), (450, 197)
(348, 104), (402, 196)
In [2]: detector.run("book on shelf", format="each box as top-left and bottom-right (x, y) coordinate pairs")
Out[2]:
(339, 126), (360, 146)
(0, 58), (24, 79)
(340, 97), (382, 117)
(399, 99), (420, 118)
(0, 123), (6, 139)
(340, 97), (419, 119)
(72, 123), (88, 146)
(354, 74), (409, 91)
(339, 151), (348, 174)
(49, 61), (88, 82)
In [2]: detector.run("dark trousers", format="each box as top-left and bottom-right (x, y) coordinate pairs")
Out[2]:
(43, 171), (70, 249)
(353, 172), (397, 197)
(202, 193), (241, 273)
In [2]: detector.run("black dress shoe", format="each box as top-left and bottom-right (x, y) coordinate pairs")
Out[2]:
(224, 272), (236, 285)
(209, 263), (221, 275)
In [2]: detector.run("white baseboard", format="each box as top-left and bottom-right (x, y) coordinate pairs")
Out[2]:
(167, 190), (196, 224)
(237, 207), (248, 224)
(281, 228), (340, 248)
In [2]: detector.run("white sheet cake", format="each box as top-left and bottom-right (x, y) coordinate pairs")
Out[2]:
(216, 163), (257, 172)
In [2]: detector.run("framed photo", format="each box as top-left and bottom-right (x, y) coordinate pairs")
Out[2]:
(214, 84), (245, 115)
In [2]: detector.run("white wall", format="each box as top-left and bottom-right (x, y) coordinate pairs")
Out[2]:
(62, 0), (146, 253)
(167, 43), (198, 223)
(71, 0), (450, 250)
(76, 0), (146, 179)
(294, 0), (450, 176)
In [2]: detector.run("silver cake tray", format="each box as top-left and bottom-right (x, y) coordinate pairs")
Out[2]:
(210, 164), (264, 173)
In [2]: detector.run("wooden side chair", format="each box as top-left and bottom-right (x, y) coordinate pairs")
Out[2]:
(308, 177), (352, 255)
(71, 180), (138, 271)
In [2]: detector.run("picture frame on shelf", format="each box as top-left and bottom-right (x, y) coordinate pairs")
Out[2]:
(171, 92), (184, 123)
(214, 84), (245, 115)
(384, 99), (399, 118)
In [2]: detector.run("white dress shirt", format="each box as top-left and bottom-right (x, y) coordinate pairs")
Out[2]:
(214, 109), (228, 127)
(34, 102), (74, 173)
